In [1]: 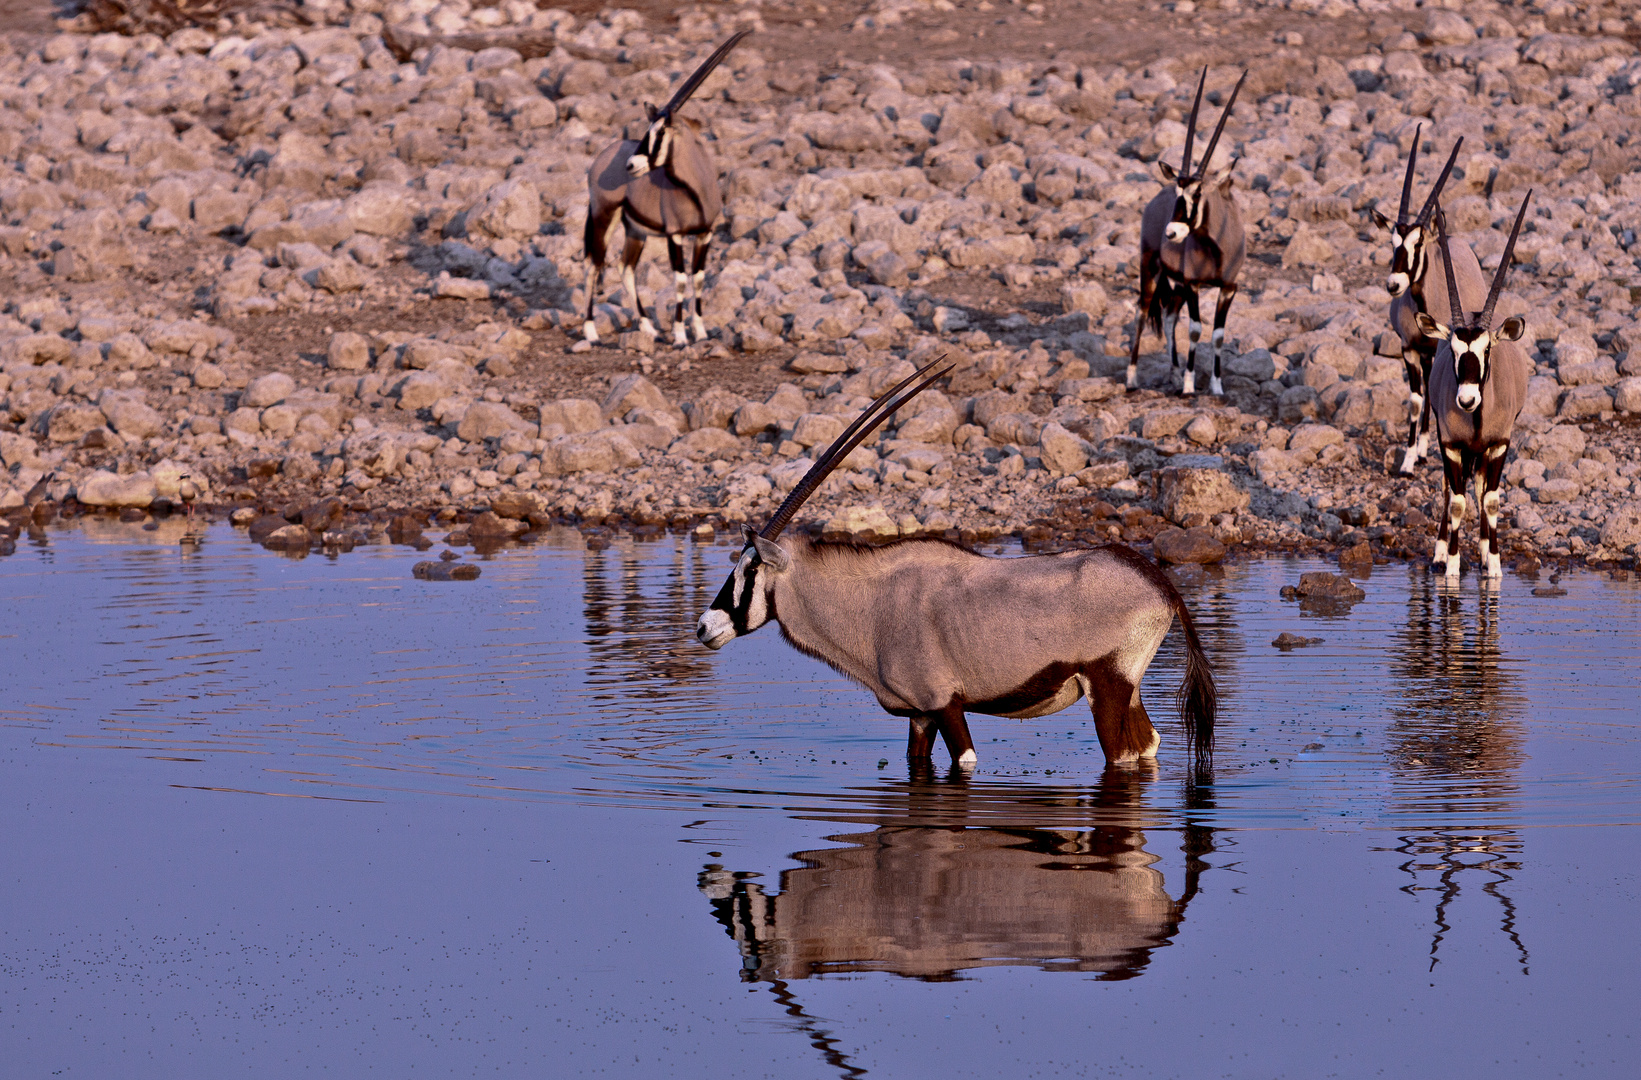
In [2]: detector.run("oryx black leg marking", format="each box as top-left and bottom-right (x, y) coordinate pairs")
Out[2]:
(1479, 444), (1509, 579)
(667, 237), (689, 347)
(1127, 249), (1160, 390)
(689, 235), (712, 343)
(907, 713), (939, 760)
(1183, 287), (1204, 396)
(935, 702), (976, 767)
(582, 210), (618, 343)
(1209, 282), (1235, 395)
(619, 234), (655, 337)
(1085, 661), (1158, 764)
(1435, 446), (1471, 578)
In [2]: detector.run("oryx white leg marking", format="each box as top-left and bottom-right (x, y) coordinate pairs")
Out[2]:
(1186, 318), (1202, 395)
(691, 270), (708, 342)
(956, 748), (978, 768)
(1209, 327), (1224, 395)
(672, 271), (689, 347)
(1482, 488), (1502, 579)
(624, 261), (656, 337)
(1445, 493), (1466, 579)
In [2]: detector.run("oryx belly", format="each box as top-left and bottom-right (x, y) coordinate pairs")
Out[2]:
(987, 674), (1088, 719)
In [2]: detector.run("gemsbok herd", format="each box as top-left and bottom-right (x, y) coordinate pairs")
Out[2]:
(590, 34), (1539, 770)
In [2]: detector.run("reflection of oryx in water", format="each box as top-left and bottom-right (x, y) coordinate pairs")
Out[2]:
(1384, 579), (1530, 973)
(581, 540), (717, 701)
(699, 766), (1213, 983)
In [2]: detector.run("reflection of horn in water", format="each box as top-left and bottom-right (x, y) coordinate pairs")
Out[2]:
(580, 541), (717, 701)
(1383, 580), (1529, 974)
(698, 765), (1213, 984)
(764, 980), (867, 1080)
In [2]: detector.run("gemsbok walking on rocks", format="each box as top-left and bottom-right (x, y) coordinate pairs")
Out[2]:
(1370, 128), (1489, 475)
(582, 30), (750, 348)
(1418, 195), (1533, 581)
(693, 363), (1217, 770)
(1126, 67), (1247, 398)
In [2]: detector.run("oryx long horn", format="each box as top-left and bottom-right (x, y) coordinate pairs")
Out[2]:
(759, 359), (954, 541)
(1415, 136), (1464, 228)
(658, 28), (752, 118)
(1436, 208), (1464, 329)
(1480, 190), (1532, 330)
(1180, 67), (1206, 178)
(1196, 69), (1246, 178)
(1398, 123), (1421, 223)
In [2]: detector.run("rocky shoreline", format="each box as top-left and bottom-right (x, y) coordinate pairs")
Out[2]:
(2, 1), (1641, 574)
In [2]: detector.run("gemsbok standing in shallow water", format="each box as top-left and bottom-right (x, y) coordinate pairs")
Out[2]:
(582, 30), (750, 347)
(693, 363), (1217, 770)
(1127, 67), (1247, 397)
(1370, 128), (1489, 475)
(1418, 195), (1533, 581)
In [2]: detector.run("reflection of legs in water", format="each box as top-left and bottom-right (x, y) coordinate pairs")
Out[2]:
(1392, 832), (1530, 975)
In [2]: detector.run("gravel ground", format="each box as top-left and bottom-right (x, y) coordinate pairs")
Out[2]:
(2, 0), (1640, 577)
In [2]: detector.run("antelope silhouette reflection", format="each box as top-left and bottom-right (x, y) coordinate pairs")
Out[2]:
(700, 764), (1213, 983)
(580, 540), (719, 701)
(1384, 580), (1530, 973)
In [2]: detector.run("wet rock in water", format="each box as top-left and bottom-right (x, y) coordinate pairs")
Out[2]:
(1152, 526), (1226, 565)
(76, 470), (157, 508)
(230, 507), (258, 527)
(1272, 633), (1325, 650)
(414, 560), (481, 581)
(1296, 572), (1366, 601)
(469, 511), (528, 538)
(487, 491), (551, 525)
(1338, 541), (1374, 575)
(0, 536), (14, 556)
(1532, 585), (1568, 598)
(262, 523), (312, 550)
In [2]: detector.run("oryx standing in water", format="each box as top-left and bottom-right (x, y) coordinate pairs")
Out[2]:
(1418, 195), (1533, 581)
(1127, 68), (1247, 397)
(694, 363), (1216, 770)
(1370, 128), (1489, 475)
(582, 30), (749, 347)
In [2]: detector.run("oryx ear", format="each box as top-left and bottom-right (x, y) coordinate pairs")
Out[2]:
(1369, 206), (1391, 231)
(751, 535), (790, 572)
(1496, 315), (1526, 342)
(1210, 158), (1238, 192)
(1415, 312), (1449, 339)
(1157, 160), (1178, 183)
(645, 102), (659, 121)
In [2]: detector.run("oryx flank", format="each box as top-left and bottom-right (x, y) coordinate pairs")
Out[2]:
(1370, 127), (1489, 475)
(694, 363), (1216, 770)
(1127, 67), (1247, 398)
(582, 30), (749, 348)
(1418, 195), (1533, 581)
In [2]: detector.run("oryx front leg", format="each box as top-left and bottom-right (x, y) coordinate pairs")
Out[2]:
(1398, 347), (1430, 475)
(1436, 447), (1468, 580)
(1208, 282), (1236, 396)
(906, 704), (976, 767)
(690, 235), (713, 343)
(1183, 288), (1204, 396)
(667, 237), (689, 347)
(1480, 444), (1509, 580)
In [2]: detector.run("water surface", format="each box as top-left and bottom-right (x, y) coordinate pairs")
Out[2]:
(2, 523), (1638, 1077)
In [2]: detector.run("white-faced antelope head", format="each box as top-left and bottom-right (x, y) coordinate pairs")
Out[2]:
(1156, 68), (1246, 244)
(626, 28), (749, 180)
(1415, 195), (1532, 415)
(1370, 127), (1466, 300)
(696, 361), (953, 651)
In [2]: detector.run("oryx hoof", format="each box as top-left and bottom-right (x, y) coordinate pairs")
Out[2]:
(672, 323), (689, 348)
(691, 317), (709, 344)
(1208, 377), (1223, 396)
(956, 749), (978, 768)
(637, 317), (658, 338)
(582, 321), (600, 344)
